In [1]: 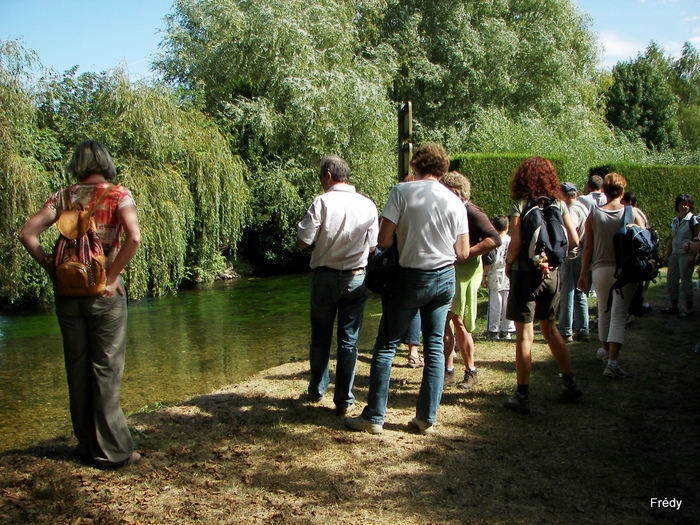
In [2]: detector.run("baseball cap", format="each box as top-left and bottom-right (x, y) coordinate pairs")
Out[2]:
(561, 182), (577, 194)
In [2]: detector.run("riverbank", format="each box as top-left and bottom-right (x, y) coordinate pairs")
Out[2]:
(1, 281), (698, 524)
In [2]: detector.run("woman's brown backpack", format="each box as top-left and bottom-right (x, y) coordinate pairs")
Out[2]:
(51, 186), (113, 296)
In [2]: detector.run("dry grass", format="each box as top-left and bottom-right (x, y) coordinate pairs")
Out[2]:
(1, 276), (698, 524)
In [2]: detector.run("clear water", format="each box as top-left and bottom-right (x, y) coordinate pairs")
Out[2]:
(0, 274), (382, 452)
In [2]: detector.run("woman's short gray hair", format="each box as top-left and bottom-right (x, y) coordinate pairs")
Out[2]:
(440, 171), (471, 202)
(65, 140), (117, 182)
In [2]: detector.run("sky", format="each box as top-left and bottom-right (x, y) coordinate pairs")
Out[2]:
(1, 0), (700, 79)
(576, 0), (700, 68)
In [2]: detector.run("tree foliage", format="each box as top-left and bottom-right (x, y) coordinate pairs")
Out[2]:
(155, 0), (397, 268)
(154, 0), (607, 267)
(0, 41), (59, 304)
(668, 43), (700, 150)
(1, 43), (250, 304)
(605, 50), (681, 151)
(9, 0), (700, 304)
(359, 0), (599, 133)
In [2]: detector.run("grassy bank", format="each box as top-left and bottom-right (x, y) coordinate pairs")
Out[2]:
(1, 274), (698, 524)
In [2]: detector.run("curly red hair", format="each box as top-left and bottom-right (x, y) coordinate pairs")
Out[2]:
(510, 156), (563, 200)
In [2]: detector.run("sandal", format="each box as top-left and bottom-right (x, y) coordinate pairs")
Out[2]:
(407, 355), (424, 368)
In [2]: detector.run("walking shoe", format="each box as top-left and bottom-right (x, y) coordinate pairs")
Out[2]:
(345, 416), (383, 434)
(560, 376), (582, 400)
(561, 334), (573, 343)
(408, 417), (435, 435)
(444, 369), (456, 388)
(573, 332), (591, 342)
(678, 310), (693, 319)
(504, 392), (531, 414)
(661, 306), (680, 315)
(97, 451), (141, 469)
(498, 331), (512, 340)
(457, 369), (479, 390)
(334, 404), (353, 417)
(486, 331), (499, 340)
(596, 347), (609, 362)
(603, 363), (626, 378)
(302, 392), (323, 403)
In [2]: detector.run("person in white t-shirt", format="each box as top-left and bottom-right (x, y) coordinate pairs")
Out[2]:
(346, 143), (469, 435)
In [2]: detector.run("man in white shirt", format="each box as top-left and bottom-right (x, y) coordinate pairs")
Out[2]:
(297, 155), (379, 416)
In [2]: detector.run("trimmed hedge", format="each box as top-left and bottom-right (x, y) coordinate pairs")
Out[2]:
(451, 154), (700, 254)
(590, 163), (700, 252)
(449, 153), (573, 221)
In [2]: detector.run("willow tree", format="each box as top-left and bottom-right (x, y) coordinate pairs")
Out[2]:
(34, 69), (250, 298)
(0, 51), (250, 305)
(354, 0), (600, 140)
(155, 0), (397, 269)
(0, 41), (62, 305)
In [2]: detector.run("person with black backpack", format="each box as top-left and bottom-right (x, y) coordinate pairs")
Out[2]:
(503, 157), (582, 414)
(577, 173), (647, 378)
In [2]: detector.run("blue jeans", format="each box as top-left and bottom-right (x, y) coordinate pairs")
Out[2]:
(308, 269), (369, 408)
(361, 266), (455, 424)
(557, 257), (589, 336)
(401, 313), (421, 345)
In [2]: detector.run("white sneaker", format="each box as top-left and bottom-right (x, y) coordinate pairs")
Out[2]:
(603, 363), (626, 378)
(345, 416), (383, 434)
(409, 417), (435, 435)
(596, 347), (609, 362)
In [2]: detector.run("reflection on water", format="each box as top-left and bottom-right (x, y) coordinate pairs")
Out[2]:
(0, 274), (382, 452)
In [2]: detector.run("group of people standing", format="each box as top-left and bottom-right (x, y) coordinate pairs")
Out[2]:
(298, 145), (470, 434)
(297, 145), (586, 431)
(19, 138), (697, 467)
(297, 144), (700, 431)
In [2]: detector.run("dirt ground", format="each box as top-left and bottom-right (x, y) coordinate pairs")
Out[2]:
(1, 277), (698, 524)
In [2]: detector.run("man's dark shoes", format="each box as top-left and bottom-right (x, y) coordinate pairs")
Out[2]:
(504, 392), (531, 414)
(334, 404), (352, 417)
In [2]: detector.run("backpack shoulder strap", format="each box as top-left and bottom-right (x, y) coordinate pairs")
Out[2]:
(623, 205), (635, 226)
(521, 198), (539, 216)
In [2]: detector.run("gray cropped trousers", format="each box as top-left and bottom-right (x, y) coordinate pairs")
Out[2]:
(54, 276), (134, 466)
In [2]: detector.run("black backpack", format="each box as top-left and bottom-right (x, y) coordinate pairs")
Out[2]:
(364, 239), (399, 295)
(612, 206), (660, 287)
(606, 206), (660, 312)
(519, 197), (568, 272)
